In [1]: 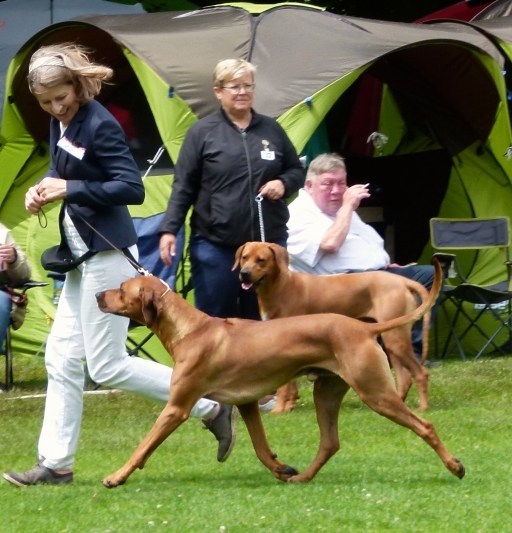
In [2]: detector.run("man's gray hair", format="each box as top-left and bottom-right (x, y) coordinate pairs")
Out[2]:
(306, 153), (346, 183)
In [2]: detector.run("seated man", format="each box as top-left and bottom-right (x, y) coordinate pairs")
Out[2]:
(0, 222), (31, 346)
(287, 152), (437, 364)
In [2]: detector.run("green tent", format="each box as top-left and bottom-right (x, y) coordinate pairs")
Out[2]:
(2, 4), (512, 363)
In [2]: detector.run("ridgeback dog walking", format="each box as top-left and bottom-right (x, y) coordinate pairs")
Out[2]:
(95, 259), (465, 487)
(234, 242), (433, 412)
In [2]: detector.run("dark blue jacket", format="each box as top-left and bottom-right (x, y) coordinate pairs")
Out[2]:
(47, 99), (144, 252)
(159, 108), (305, 248)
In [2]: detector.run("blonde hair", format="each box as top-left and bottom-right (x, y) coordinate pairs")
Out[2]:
(212, 59), (255, 88)
(28, 43), (113, 104)
(306, 153), (346, 183)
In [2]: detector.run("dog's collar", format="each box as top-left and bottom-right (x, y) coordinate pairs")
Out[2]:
(158, 278), (171, 297)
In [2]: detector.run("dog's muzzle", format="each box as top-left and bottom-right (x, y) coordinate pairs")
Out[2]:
(239, 268), (266, 291)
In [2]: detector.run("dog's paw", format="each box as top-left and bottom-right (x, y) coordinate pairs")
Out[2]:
(287, 472), (313, 484)
(453, 458), (466, 479)
(276, 464), (299, 481)
(102, 475), (125, 488)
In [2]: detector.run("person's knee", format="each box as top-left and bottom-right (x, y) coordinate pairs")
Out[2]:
(411, 265), (435, 290)
(0, 291), (12, 322)
(86, 358), (123, 386)
(0, 291), (12, 344)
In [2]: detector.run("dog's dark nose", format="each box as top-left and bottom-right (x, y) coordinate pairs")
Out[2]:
(95, 291), (103, 302)
(240, 269), (252, 283)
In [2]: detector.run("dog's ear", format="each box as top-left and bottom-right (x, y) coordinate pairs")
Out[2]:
(233, 243), (246, 271)
(269, 243), (290, 270)
(139, 286), (158, 328)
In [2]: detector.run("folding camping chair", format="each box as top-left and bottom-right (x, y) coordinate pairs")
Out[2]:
(430, 217), (512, 360)
(1, 280), (48, 391)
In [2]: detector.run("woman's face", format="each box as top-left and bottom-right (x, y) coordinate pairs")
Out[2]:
(33, 83), (80, 127)
(213, 71), (254, 118)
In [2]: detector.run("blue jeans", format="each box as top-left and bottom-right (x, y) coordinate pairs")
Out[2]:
(387, 264), (439, 361)
(190, 235), (287, 319)
(0, 290), (12, 349)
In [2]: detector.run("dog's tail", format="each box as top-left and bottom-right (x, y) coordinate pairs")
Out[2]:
(369, 258), (441, 337)
(403, 279), (432, 365)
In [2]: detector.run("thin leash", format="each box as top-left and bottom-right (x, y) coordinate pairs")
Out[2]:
(255, 193), (265, 242)
(71, 210), (174, 295)
(70, 210), (173, 295)
(37, 205), (172, 293)
(71, 209), (151, 276)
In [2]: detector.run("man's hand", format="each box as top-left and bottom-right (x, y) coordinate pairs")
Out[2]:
(259, 179), (285, 201)
(319, 183), (370, 255)
(342, 184), (370, 211)
(159, 233), (177, 267)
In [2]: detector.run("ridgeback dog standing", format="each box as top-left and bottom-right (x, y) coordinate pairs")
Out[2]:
(95, 259), (465, 488)
(234, 242), (433, 412)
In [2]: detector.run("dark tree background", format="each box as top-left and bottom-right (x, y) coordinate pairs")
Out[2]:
(304, 0), (465, 21)
(168, 0), (480, 22)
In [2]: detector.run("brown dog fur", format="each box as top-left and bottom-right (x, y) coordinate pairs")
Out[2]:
(95, 259), (464, 488)
(233, 242), (433, 412)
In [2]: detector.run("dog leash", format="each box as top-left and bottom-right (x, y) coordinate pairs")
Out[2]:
(255, 193), (266, 242)
(66, 206), (152, 277)
(37, 203), (175, 295)
(72, 210), (175, 295)
(69, 210), (174, 295)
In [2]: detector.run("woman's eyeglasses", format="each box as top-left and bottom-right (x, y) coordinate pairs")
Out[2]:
(221, 83), (255, 94)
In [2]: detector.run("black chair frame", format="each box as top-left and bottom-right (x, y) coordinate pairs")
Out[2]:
(430, 217), (512, 360)
(1, 280), (48, 391)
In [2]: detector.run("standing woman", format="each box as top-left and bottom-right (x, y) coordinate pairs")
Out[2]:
(3, 44), (235, 487)
(159, 59), (305, 320)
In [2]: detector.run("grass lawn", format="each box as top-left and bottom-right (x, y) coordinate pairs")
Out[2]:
(1, 354), (511, 533)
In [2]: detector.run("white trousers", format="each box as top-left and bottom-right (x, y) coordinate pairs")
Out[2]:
(38, 225), (218, 470)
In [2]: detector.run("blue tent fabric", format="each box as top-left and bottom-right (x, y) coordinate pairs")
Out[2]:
(132, 214), (184, 289)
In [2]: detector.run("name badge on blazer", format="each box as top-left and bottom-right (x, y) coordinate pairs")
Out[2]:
(57, 136), (86, 160)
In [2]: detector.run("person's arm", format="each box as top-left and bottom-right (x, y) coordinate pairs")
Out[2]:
(319, 184), (370, 254)
(158, 126), (204, 266)
(65, 119), (144, 208)
(25, 120), (60, 214)
(0, 230), (31, 286)
(287, 193), (332, 271)
(159, 126), (203, 236)
(159, 233), (177, 268)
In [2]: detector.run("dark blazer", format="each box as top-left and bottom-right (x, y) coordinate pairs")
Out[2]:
(47, 99), (144, 252)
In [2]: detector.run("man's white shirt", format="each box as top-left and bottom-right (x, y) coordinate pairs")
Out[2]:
(287, 189), (390, 274)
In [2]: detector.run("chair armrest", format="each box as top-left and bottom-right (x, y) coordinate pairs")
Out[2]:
(432, 253), (456, 279)
(21, 280), (49, 294)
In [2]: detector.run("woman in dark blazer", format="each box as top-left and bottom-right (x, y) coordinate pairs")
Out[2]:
(3, 44), (235, 488)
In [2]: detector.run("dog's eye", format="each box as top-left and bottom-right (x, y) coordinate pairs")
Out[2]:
(257, 258), (265, 264)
